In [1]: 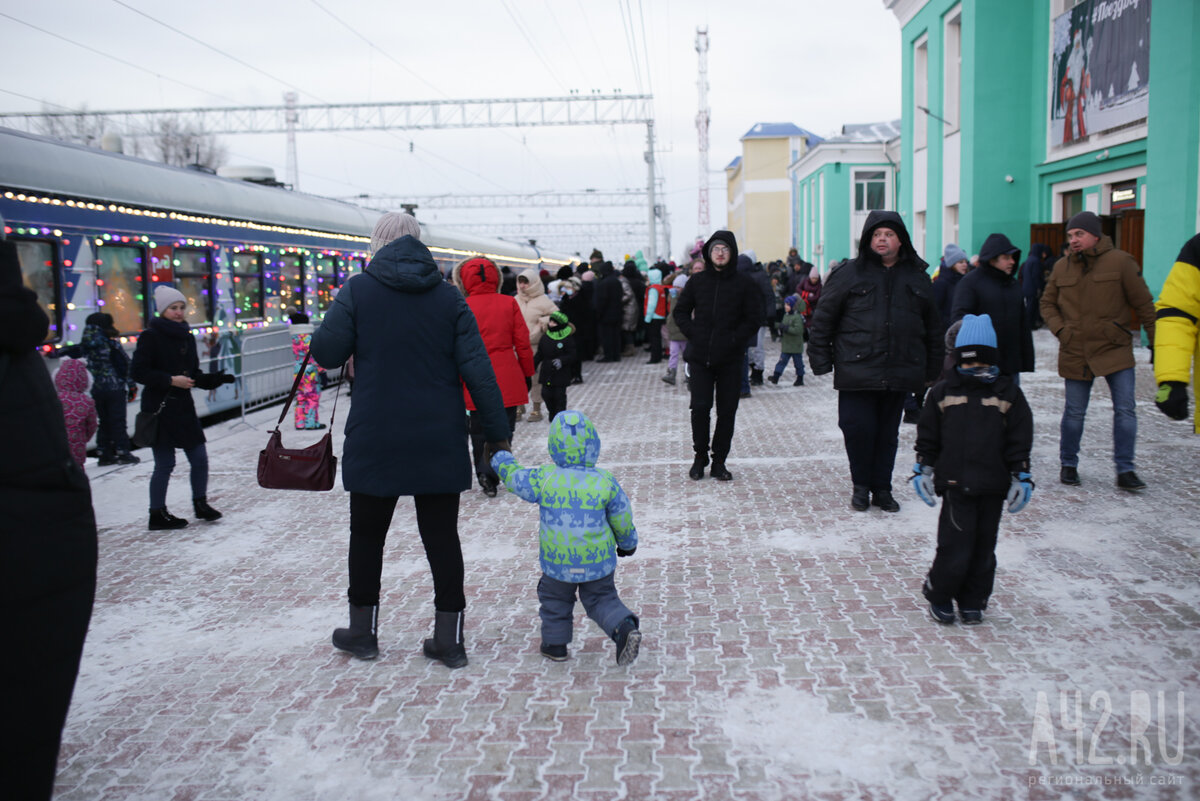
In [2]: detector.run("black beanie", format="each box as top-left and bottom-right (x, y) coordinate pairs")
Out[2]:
(1066, 211), (1102, 238)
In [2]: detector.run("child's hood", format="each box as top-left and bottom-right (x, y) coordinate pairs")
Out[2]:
(547, 409), (600, 468)
(55, 358), (89, 394)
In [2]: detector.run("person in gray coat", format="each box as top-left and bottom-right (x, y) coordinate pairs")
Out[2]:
(310, 212), (510, 669)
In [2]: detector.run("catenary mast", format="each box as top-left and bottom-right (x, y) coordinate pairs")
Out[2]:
(695, 28), (711, 236)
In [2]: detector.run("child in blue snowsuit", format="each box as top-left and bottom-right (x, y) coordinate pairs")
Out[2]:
(492, 409), (642, 665)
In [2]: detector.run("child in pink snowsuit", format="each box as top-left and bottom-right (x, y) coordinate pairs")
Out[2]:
(54, 358), (98, 467)
(289, 312), (325, 430)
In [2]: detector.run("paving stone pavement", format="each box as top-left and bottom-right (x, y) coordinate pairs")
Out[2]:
(56, 330), (1197, 801)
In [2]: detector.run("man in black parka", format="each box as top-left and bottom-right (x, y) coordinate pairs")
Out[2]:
(0, 232), (98, 801)
(672, 230), (764, 481)
(807, 210), (942, 512)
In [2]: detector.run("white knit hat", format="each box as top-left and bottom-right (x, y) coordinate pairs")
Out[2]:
(154, 284), (187, 313)
(370, 212), (421, 255)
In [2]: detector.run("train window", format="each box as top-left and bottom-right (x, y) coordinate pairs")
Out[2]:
(231, 251), (263, 321)
(97, 245), (146, 334)
(313, 254), (336, 313)
(338, 257), (365, 285)
(277, 254), (303, 320)
(16, 240), (60, 342)
(174, 248), (212, 325)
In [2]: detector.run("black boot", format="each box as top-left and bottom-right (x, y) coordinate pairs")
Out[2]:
(750, 368), (764, 386)
(423, 610), (468, 669)
(850, 485), (870, 512)
(613, 616), (642, 666)
(333, 603), (379, 660)
(871, 489), (901, 513)
(689, 452), (709, 481)
(768, 373), (780, 385)
(193, 496), (222, 521)
(149, 508), (188, 530)
(709, 461), (733, 481)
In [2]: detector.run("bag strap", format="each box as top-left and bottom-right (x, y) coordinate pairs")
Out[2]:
(274, 349), (344, 429)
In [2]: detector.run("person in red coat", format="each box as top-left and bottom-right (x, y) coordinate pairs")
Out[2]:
(456, 257), (535, 496)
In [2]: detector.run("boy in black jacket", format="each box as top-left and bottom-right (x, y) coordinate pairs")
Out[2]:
(910, 314), (1034, 625)
(535, 311), (576, 423)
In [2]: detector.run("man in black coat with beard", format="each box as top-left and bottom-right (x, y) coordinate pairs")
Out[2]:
(0, 230), (98, 801)
(807, 210), (942, 512)
(672, 230), (764, 481)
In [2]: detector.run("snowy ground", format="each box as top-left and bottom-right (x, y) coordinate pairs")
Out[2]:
(55, 329), (1198, 800)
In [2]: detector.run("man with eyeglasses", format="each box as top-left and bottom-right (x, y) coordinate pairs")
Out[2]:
(672, 230), (764, 481)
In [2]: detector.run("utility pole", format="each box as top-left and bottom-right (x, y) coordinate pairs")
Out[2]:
(695, 28), (711, 237)
(284, 91), (299, 190)
(646, 120), (657, 263)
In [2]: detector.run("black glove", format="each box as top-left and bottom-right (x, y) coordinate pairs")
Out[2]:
(616, 546), (636, 557)
(128, 385), (138, 402)
(1155, 381), (1189, 421)
(221, 371), (235, 385)
(46, 348), (64, 359)
(524, 376), (532, 391)
(485, 440), (512, 462)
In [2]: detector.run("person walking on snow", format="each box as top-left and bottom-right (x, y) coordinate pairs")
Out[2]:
(491, 410), (642, 665)
(672, 230), (764, 481)
(516, 267), (559, 422)
(643, 265), (669, 365)
(1153, 233), (1200, 433)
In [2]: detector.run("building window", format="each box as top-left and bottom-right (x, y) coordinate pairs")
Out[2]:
(855, 171), (887, 212)
(944, 7), (962, 133)
(944, 205), (960, 250)
(914, 211), (927, 261)
(914, 35), (929, 150)
(1062, 189), (1084, 220)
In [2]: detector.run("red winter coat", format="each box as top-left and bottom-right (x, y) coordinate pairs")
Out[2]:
(461, 259), (535, 410)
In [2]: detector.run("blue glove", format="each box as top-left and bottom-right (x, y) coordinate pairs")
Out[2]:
(1006, 472), (1034, 513)
(910, 462), (936, 507)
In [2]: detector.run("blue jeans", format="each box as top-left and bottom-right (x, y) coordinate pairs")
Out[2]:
(537, 573), (635, 645)
(149, 443), (208, 509)
(1059, 367), (1137, 474)
(773, 352), (805, 379)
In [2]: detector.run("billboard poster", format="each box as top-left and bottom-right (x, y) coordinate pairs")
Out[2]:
(1051, 0), (1151, 148)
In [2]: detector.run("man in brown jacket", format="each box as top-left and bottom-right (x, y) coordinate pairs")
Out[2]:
(1040, 211), (1156, 491)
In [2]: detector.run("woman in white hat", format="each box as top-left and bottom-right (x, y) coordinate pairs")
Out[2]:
(130, 285), (234, 530)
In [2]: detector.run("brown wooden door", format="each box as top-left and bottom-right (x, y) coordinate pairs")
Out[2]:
(1030, 223), (1066, 260)
(1117, 209), (1144, 267)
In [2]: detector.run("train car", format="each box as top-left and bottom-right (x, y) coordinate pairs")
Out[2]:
(0, 126), (576, 423)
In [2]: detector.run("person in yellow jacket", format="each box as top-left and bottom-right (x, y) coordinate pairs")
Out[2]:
(1154, 233), (1200, 433)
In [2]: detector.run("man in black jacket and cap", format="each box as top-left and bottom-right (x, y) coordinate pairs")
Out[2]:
(807, 210), (942, 512)
(672, 230), (764, 481)
(951, 232), (1035, 379)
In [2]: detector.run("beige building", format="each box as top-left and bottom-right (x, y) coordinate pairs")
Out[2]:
(725, 123), (822, 261)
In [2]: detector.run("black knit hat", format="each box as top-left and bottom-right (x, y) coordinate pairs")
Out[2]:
(1066, 211), (1102, 238)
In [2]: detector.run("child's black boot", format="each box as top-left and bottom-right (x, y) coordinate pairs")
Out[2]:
(613, 616), (641, 666)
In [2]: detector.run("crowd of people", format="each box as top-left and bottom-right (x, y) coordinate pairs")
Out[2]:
(9, 207), (1199, 801)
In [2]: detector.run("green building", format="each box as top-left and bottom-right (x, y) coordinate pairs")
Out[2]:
(884, 0), (1198, 292)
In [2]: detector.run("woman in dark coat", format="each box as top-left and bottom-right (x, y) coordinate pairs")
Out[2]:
(454, 256), (534, 497)
(1, 237), (97, 801)
(310, 212), (509, 669)
(131, 285), (234, 530)
(593, 262), (624, 361)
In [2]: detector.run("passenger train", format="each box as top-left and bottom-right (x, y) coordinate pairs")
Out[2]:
(0, 126), (577, 419)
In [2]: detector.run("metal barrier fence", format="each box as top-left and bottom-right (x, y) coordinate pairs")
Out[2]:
(238, 328), (300, 423)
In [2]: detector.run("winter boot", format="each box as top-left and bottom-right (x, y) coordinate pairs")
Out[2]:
(332, 603), (379, 660)
(689, 452), (709, 481)
(423, 610), (468, 669)
(793, 376), (805, 386)
(149, 508), (188, 530)
(613, 616), (642, 666)
(768, 372), (780, 385)
(116, 451), (141, 465)
(480, 474), (498, 498)
(526, 403), (544, 423)
(850, 485), (870, 512)
(871, 490), (900, 513)
(193, 497), (223, 522)
(540, 643), (569, 662)
(709, 461), (733, 481)
(661, 368), (677, 386)
(97, 452), (119, 466)
(959, 609), (984, 625)
(929, 602), (956, 624)
(750, 368), (764, 386)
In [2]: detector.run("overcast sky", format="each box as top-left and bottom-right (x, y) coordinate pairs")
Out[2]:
(0, 0), (901, 261)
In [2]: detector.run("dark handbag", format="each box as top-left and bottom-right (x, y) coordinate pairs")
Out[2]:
(131, 399), (166, 449)
(257, 352), (341, 491)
